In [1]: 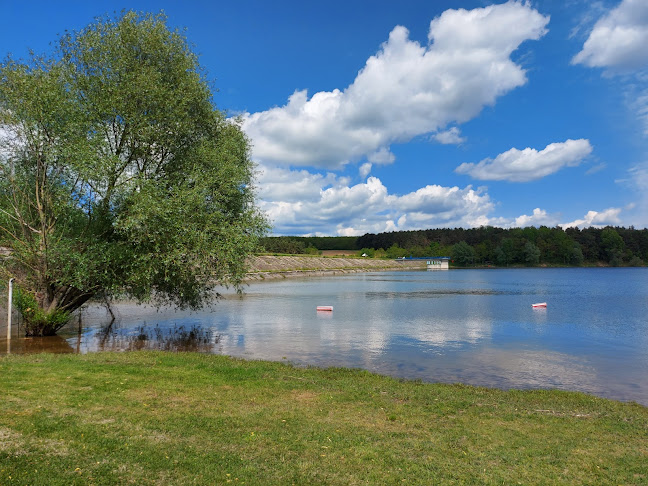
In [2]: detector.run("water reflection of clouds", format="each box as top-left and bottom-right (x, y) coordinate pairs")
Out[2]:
(401, 291), (495, 351)
(215, 293), (496, 377)
(404, 318), (491, 349)
(215, 305), (648, 404)
(216, 285), (629, 400)
(471, 348), (600, 392)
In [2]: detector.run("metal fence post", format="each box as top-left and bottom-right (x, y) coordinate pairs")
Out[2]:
(7, 278), (14, 341)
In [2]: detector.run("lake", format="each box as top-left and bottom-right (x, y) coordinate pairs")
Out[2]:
(3, 268), (648, 405)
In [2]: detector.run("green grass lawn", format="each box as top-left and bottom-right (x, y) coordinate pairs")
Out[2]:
(1, 352), (646, 485)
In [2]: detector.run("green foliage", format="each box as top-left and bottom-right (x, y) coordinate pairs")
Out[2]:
(609, 251), (623, 267)
(303, 245), (320, 255)
(374, 248), (387, 258)
(386, 243), (408, 259)
(260, 236), (358, 253)
(297, 236), (358, 250)
(259, 237), (306, 254)
(356, 226), (648, 267)
(474, 240), (495, 264)
(428, 241), (441, 256)
(570, 245), (585, 266)
(13, 287), (70, 336)
(262, 226), (648, 266)
(628, 256), (644, 267)
(451, 241), (475, 266)
(495, 238), (518, 266)
(601, 228), (625, 265)
(404, 245), (429, 257)
(0, 11), (267, 335)
(523, 241), (541, 266)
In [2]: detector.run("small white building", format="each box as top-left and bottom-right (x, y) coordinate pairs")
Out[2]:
(426, 257), (450, 270)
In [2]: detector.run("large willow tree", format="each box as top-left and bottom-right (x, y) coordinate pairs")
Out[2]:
(0, 11), (267, 336)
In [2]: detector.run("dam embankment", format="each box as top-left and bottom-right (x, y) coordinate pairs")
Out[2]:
(246, 255), (425, 280)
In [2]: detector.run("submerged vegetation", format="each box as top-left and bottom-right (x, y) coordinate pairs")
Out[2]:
(0, 352), (646, 485)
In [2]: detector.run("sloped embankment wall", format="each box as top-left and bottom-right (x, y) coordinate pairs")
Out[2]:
(246, 255), (425, 280)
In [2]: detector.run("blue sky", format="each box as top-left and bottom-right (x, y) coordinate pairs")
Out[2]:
(2, 0), (648, 235)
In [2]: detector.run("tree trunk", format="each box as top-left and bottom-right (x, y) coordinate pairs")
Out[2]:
(18, 283), (96, 337)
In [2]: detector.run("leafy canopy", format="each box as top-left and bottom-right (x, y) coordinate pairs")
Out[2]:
(0, 11), (267, 335)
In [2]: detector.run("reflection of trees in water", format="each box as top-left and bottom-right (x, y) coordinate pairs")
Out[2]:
(95, 324), (218, 352)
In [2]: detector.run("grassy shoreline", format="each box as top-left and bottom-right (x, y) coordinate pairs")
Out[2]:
(1, 352), (646, 485)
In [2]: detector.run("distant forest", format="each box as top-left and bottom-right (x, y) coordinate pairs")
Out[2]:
(260, 226), (648, 267)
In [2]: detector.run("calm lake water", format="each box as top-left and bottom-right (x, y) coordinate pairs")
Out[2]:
(3, 268), (648, 405)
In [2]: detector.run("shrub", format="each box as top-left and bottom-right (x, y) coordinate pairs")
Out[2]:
(13, 288), (71, 336)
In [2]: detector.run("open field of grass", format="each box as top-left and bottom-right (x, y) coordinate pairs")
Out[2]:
(1, 352), (647, 485)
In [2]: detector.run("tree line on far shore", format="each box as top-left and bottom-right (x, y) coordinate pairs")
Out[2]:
(261, 226), (648, 267)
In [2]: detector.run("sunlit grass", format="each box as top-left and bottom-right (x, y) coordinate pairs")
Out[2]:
(1, 352), (646, 485)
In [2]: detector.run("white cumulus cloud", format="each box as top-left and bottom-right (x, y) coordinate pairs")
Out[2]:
(572, 0), (648, 72)
(485, 208), (560, 228)
(622, 162), (648, 226)
(572, 0), (648, 135)
(514, 208), (560, 227)
(432, 127), (466, 145)
(487, 207), (627, 229)
(359, 163), (372, 179)
(256, 160), (629, 234)
(455, 139), (593, 182)
(560, 208), (623, 229)
(256, 165), (494, 236)
(242, 1), (549, 168)
(628, 84), (648, 135)
(367, 147), (395, 165)
(256, 164), (339, 204)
